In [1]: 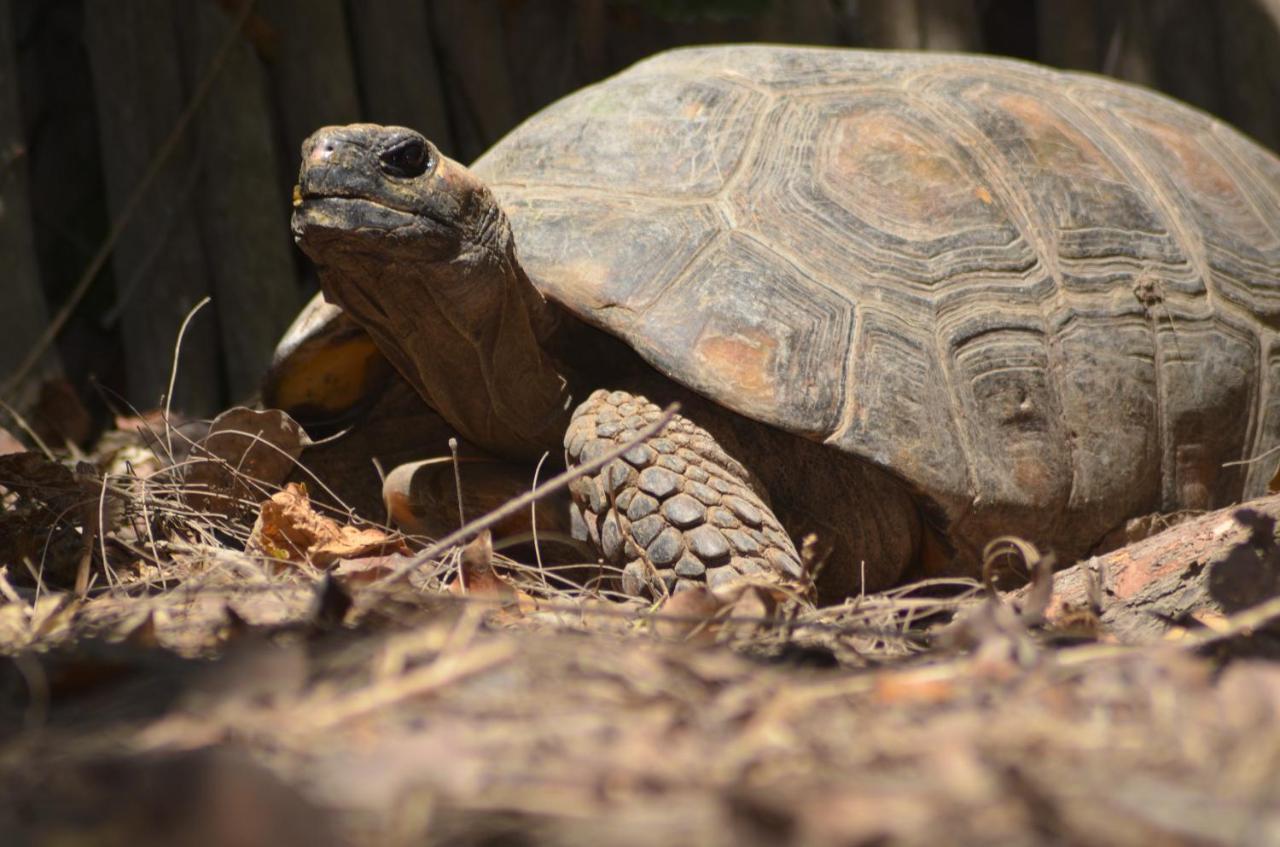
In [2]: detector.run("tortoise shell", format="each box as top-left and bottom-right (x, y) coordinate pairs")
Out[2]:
(470, 45), (1280, 539)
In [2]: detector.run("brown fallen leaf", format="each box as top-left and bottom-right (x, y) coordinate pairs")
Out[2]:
(653, 587), (724, 643)
(332, 553), (410, 585)
(247, 483), (407, 569)
(185, 407), (307, 518)
(31, 377), (92, 448)
(447, 532), (534, 617)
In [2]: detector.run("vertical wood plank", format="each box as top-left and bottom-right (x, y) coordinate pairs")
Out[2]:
(83, 0), (221, 414)
(0, 0), (60, 410)
(1097, 1), (1156, 87)
(347, 0), (455, 155)
(1146, 1), (1222, 117)
(258, 0), (362, 162)
(857, 0), (923, 47)
(502, 0), (582, 120)
(754, 0), (854, 45)
(918, 0), (982, 50)
(178, 1), (299, 401)
(428, 0), (519, 162)
(1216, 0), (1280, 151)
(1036, 0), (1101, 70)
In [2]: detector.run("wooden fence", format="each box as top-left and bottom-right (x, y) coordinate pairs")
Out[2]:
(3, 0), (1280, 429)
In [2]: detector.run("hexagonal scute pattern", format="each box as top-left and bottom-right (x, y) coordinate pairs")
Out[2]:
(565, 389), (803, 597)
(484, 45), (1280, 580)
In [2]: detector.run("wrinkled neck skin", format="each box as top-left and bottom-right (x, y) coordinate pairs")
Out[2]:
(315, 218), (577, 461)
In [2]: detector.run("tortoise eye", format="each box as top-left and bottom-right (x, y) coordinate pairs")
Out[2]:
(380, 138), (431, 178)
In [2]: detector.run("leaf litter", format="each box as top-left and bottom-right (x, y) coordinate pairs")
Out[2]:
(0, 408), (1279, 845)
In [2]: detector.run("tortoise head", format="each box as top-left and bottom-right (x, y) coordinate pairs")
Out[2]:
(288, 124), (572, 459)
(292, 124), (499, 265)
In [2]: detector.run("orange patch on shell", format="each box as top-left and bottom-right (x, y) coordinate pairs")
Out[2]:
(694, 331), (778, 403)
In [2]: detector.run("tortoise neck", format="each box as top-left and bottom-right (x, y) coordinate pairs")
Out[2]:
(319, 232), (577, 461)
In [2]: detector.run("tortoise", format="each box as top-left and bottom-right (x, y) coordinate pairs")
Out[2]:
(271, 45), (1280, 601)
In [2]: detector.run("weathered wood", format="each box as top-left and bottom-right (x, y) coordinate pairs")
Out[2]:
(1095, 1), (1156, 86)
(754, 0), (854, 46)
(258, 0), (361, 163)
(1216, 0), (1280, 152)
(571, 0), (608, 84)
(502, 0), (583, 121)
(82, 0), (220, 415)
(858, 0), (981, 50)
(917, 0), (982, 50)
(0, 0), (60, 411)
(428, 0), (519, 162)
(347, 0), (455, 156)
(1030, 495), (1280, 644)
(1035, 0), (1101, 70)
(177, 1), (299, 402)
(1142, 1), (1222, 118)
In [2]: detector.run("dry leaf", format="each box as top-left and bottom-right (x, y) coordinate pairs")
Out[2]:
(654, 587), (724, 642)
(32, 377), (92, 448)
(447, 532), (534, 617)
(185, 407), (307, 518)
(248, 483), (406, 569)
(332, 553), (409, 585)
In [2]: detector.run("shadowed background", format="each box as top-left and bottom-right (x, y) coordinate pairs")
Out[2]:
(3, 0), (1280, 439)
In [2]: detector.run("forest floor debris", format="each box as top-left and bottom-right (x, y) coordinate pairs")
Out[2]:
(1, 415), (1279, 845)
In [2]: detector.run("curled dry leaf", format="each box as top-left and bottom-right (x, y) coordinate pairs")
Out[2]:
(654, 587), (724, 642)
(248, 483), (407, 569)
(32, 377), (93, 448)
(447, 532), (536, 618)
(185, 407), (307, 518)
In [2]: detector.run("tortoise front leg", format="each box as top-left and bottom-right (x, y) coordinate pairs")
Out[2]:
(565, 389), (804, 596)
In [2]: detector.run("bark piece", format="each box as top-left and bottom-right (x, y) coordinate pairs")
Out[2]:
(1026, 495), (1280, 644)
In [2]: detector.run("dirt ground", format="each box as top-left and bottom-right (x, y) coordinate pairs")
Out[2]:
(1, 418), (1279, 847)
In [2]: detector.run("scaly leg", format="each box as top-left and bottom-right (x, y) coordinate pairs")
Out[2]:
(565, 389), (804, 596)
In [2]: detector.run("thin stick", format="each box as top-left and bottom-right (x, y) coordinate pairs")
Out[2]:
(530, 450), (551, 588)
(448, 437), (465, 527)
(377, 404), (679, 586)
(0, 0), (260, 403)
(164, 296), (212, 457)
